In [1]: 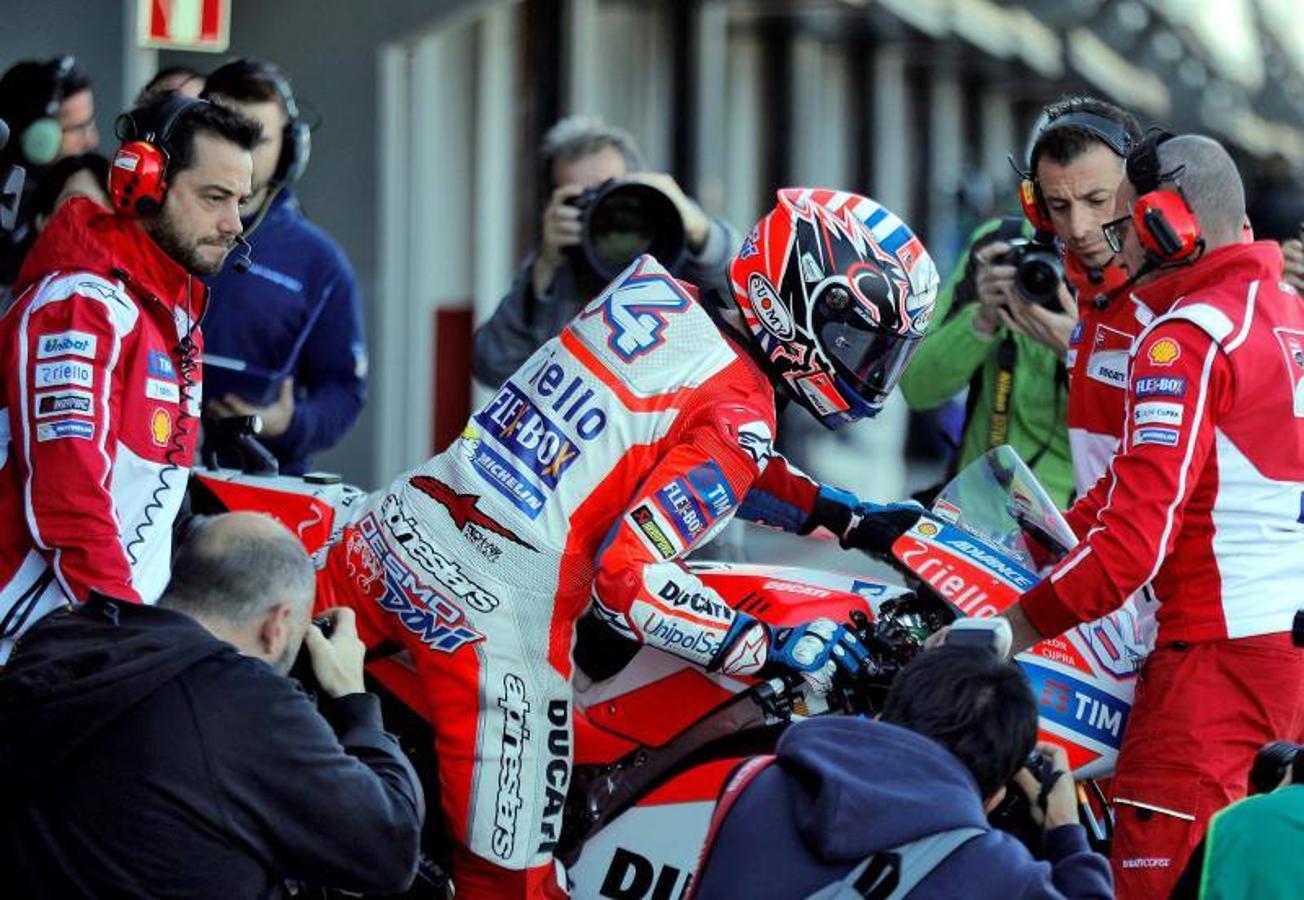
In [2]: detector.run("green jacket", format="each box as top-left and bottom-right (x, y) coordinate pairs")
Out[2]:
(900, 218), (1074, 508)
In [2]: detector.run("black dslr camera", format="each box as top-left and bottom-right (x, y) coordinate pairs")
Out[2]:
(289, 615), (335, 700)
(994, 238), (1065, 310)
(567, 179), (687, 282)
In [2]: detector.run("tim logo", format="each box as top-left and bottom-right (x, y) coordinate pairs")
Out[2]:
(581, 257), (691, 362)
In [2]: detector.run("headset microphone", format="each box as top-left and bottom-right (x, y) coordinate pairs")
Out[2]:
(231, 235), (253, 274)
(1097, 258), (1158, 308)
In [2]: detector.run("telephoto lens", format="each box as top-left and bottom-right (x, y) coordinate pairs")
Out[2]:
(569, 180), (687, 282)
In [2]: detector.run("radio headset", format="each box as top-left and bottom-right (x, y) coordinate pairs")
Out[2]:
(109, 96), (252, 273)
(109, 94), (206, 217)
(1008, 105), (1140, 309)
(1011, 109), (1136, 238)
(1123, 128), (1203, 267)
(19, 56), (76, 167)
(107, 97), (210, 563)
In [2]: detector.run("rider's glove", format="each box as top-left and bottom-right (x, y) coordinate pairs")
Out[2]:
(804, 486), (924, 555)
(841, 499), (926, 556)
(765, 617), (870, 695)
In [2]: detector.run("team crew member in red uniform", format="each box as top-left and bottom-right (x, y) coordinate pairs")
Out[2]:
(317, 189), (938, 898)
(1000, 135), (1304, 899)
(0, 96), (256, 662)
(1015, 99), (1142, 499)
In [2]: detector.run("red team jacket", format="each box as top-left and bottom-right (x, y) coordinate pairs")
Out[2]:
(0, 198), (205, 656)
(1023, 242), (1304, 643)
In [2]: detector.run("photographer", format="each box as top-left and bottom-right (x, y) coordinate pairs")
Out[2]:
(0, 512), (423, 898)
(691, 645), (1111, 899)
(472, 115), (736, 388)
(899, 215), (1075, 507)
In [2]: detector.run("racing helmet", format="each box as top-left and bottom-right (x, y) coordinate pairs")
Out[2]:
(729, 189), (939, 427)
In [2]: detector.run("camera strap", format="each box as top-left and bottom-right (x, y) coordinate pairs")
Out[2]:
(986, 335), (1016, 450)
(987, 336), (1066, 472)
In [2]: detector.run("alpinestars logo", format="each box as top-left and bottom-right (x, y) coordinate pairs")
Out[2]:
(492, 674), (531, 860)
(410, 476), (536, 551)
(381, 495), (500, 612)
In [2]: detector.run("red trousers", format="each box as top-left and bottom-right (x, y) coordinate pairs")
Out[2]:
(1109, 633), (1304, 899)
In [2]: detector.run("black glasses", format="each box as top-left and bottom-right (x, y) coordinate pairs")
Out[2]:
(1102, 214), (1132, 254)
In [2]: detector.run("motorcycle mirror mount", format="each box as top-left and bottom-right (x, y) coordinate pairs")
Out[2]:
(943, 618), (1013, 660)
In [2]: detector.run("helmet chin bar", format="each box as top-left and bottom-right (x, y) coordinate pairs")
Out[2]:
(788, 368), (882, 429)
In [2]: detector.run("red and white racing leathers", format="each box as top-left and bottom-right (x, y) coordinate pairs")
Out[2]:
(0, 198), (205, 662)
(1020, 242), (1304, 899)
(317, 257), (824, 898)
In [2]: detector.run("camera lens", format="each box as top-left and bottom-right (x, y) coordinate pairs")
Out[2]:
(1014, 249), (1065, 309)
(580, 182), (687, 281)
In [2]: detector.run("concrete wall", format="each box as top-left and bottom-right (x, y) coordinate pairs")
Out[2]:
(0, 0), (130, 146)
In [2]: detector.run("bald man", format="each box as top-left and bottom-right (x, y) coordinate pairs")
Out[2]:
(997, 134), (1304, 898)
(0, 512), (423, 898)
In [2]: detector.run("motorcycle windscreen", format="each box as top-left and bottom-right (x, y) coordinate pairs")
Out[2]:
(892, 447), (1141, 778)
(929, 444), (1077, 565)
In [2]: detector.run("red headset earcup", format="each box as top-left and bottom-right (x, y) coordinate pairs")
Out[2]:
(1019, 179), (1054, 234)
(1133, 190), (1201, 262)
(110, 141), (168, 216)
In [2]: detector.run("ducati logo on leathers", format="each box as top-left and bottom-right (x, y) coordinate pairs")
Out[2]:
(537, 700), (570, 855)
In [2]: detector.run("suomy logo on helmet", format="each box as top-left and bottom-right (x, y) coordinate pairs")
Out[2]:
(748, 273), (794, 341)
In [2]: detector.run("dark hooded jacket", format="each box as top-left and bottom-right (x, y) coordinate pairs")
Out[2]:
(0, 596), (423, 899)
(693, 716), (1112, 900)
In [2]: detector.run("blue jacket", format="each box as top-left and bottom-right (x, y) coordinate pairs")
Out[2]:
(203, 190), (366, 474)
(693, 717), (1113, 900)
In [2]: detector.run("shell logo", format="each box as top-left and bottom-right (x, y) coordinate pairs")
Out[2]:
(916, 520), (940, 538)
(1146, 337), (1181, 366)
(150, 408), (172, 447)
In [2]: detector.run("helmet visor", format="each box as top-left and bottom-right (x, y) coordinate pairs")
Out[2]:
(817, 316), (921, 410)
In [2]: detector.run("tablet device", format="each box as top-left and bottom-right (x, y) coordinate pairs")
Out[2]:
(203, 353), (294, 408)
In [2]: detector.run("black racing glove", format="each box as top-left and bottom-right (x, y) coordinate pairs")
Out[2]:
(803, 485), (924, 556)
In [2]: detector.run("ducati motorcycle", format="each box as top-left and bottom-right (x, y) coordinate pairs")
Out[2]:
(192, 437), (1139, 899)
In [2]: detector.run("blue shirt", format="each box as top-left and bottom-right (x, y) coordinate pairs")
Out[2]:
(203, 190), (366, 474)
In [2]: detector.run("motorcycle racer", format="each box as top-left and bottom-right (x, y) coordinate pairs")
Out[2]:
(315, 188), (939, 898)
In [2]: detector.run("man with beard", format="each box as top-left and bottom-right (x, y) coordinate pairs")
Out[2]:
(0, 95), (257, 662)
